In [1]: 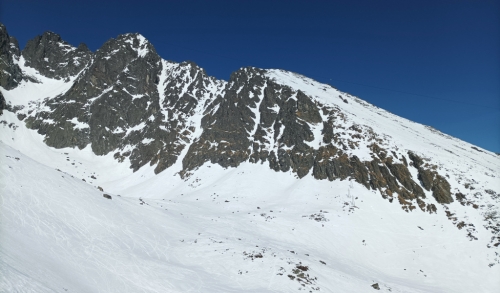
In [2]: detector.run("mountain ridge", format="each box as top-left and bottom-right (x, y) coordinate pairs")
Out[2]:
(1, 23), (498, 207)
(1, 23), (499, 292)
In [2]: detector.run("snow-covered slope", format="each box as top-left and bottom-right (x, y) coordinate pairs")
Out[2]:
(1, 25), (499, 292)
(2, 139), (499, 293)
(266, 69), (499, 173)
(2, 78), (500, 292)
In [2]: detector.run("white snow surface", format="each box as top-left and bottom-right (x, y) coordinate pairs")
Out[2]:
(0, 66), (499, 292)
(0, 57), (77, 108)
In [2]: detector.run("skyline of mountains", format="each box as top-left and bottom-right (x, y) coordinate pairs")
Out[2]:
(1, 22), (499, 292)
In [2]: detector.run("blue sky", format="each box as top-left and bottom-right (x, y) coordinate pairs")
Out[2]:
(1, 0), (499, 152)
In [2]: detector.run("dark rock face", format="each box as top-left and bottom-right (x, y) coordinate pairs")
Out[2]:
(0, 23), (23, 89)
(296, 90), (322, 124)
(22, 31), (92, 80)
(182, 67), (324, 179)
(182, 67), (266, 172)
(408, 152), (453, 204)
(22, 32), (227, 175)
(2, 24), (457, 210)
(87, 34), (162, 157)
(431, 175), (453, 204)
(0, 91), (5, 115)
(178, 67), (450, 210)
(386, 159), (425, 199)
(142, 60), (225, 174)
(25, 33), (163, 154)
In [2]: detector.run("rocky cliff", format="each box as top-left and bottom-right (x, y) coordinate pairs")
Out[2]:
(1, 23), (499, 291)
(2, 23), (498, 218)
(0, 23), (23, 90)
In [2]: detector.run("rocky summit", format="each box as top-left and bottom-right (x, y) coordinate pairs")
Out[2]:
(1, 23), (499, 292)
(0, 24), (458, 206)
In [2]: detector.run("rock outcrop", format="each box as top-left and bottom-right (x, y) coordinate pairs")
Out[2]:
(22, 31), (92, 80)
(0, 23), (23, 89)
(1, 23), (455, 210)
(0, 91), (6, 115)
(408, 151), (453, 204)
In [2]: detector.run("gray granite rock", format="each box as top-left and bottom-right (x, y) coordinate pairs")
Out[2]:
(22, 31), (92, 80)
(3, 25), (457, 210)
(0, 23), (23, 89)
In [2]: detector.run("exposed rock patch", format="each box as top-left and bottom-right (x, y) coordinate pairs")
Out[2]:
(0, 23), (23, 89)
(409, 152), (453, 204)
(0, 91), (5, 115)
(1, 23), (460, 213)
(22, 31), (92, 80)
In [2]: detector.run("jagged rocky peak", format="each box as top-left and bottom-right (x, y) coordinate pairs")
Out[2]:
(80, 34), (164, 157)
(22, 32), (165, 155)
(161, 60), (226, 114)
(87, 33), (162, 98)
(19, 32), (229, 176)
(0, 23), (21, 61)
(0, 23), (23, 89)
(96, 33), (157, 62)
(180, 67), (268, 173)
(181, 66), (328, 176)
(180, 66), (322, 175)
(2, 25), (459, 213)
(22, 30), (92, 80)
(179, 66), (455, 211)
(120, 33), (155, 57)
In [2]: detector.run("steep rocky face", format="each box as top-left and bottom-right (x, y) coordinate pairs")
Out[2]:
(0, 23), (23, 89)
(179, 67), (440, 213)
(182, 67), (266, 172)
(25, 33), (163, 154)
(177, 66), (455, 215)
(3, 25), (455, 212)
(21, 31), (92, 80)
(86, 33), (163, 157)
(20, 32), (227, 174)
(149, 60), (226, 174)
(114, 57), (227, 174)
(0, 91), (5, 115)
(182, 67), (327, 178)
(408, 152), (453, 204)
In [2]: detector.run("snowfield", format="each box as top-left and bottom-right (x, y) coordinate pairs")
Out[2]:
(1, 62), (500, 292)
(0, 133), (499, 292)
(1, 121), (500, 292)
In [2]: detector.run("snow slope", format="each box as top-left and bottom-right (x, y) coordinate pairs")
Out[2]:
(1, 125), (500, 292)
(1, 63), (499, 292)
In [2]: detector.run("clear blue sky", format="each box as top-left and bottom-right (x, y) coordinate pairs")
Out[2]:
(1, 0), (499, 152)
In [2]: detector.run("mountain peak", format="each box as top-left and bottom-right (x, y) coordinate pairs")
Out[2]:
(39, 30), (63, 42)
(77, 42), (90, 52)
(21, 29), (92, 80)
(96, 32), (157, 61)
(0, 22), (23, 89)
(1, 25), (499, 292)
(119, 32), (147, 41)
